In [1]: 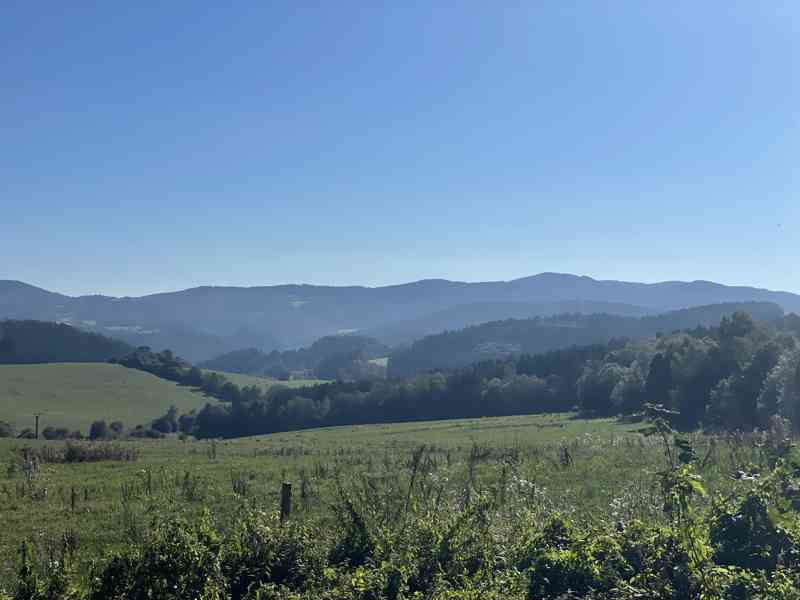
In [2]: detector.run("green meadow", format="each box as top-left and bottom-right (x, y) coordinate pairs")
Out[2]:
(0, 412), (760, 592)
(0, 363), (212, 433)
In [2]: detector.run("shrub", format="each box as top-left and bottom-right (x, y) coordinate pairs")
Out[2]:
(152, 406), (178, 434)
(89, 420), (109, 440)
(42, 426), (70, 440)
(527, 534), (632, 599)
(20, 442), (139, 464)
(90, 515), (225, 600)
(222, 511), (327, 598)
(17, 428), (36, 439)
(178, 412), (197, 434)
(710, 490), (800, 573)
(129, 427), (164, 439)
(0, 420), (14, 437)
(329, 497), (375, 569)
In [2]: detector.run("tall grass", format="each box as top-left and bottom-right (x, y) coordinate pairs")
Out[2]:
(1, 414), (798, 598)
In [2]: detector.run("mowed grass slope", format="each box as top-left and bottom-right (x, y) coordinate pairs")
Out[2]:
(231, 412), (641, 452)
(0, 363), (214, 433)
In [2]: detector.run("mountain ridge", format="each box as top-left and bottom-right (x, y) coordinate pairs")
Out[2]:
(2, 274), (799, 360)
(5, 273), (799, 300)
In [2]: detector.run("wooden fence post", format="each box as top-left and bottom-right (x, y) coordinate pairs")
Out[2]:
(280, 482), (292, 522)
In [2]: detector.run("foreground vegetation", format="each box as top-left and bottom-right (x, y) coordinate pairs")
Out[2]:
(3, 413), (800, 598)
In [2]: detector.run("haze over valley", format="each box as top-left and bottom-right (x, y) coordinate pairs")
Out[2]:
(3, 273), (799, 361)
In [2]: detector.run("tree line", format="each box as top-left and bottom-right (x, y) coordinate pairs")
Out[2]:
(119, 311), (800, 439)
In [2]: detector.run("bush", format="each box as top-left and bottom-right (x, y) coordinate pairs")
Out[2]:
(89, 511), (325, 600)
(178, 412), (197, 434)
(89, 420), (109, 440)
(0, 420), (14, 437)
(129, 427), (164, 439)
(710, 490), (800, 573)
(526, 534), (632, 599)
(90, 515), (225, 600)
(20, 443), (140, 464)
(329, 498), (375, 569)
(17, 428), (36, 439)
(222, 512), (327, 598)
(42, 426), (70, 440)
(152, 406), (178, 434)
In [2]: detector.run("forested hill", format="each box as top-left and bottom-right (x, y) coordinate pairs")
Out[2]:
(199, 334), (389, 380)
(0, 320), (133, 364)
(365, 300), (653, 346)
(388, 302), (785, 376)
(172, 309), (800, 439)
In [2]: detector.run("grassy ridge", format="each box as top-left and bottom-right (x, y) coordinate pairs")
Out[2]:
(0, 363), (213, 433)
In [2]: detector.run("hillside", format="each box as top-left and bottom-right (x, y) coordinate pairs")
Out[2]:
(103, 326), (280, 365)
(365, 299), (654, 346)
(202, 370), (327, 391)
(199, 334), (389, 379)
(388, 301), (785, 376)
(0, 363), (213, 433)
(0, 320), (132, 364)
(2, 274), (800, 360)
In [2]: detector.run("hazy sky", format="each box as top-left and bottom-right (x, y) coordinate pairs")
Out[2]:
(2, 2), (798, 297)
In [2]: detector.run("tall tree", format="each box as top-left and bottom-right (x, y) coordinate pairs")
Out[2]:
(645, 353), (673, 406)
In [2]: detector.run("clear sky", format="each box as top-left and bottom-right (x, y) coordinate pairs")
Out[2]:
(2, 1), (798, 297)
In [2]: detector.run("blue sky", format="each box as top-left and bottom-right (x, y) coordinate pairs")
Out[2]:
(2, 1), (798, 297)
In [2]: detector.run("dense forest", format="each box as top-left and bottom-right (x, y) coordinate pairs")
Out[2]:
(0, 320), (132, 364)
(199, 334), (389, 380)
(119, 311), (800, 439)
(388, 302), (785, 376)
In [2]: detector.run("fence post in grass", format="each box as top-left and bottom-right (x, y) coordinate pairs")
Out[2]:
(280, 482), (292, 523)
(71, 486), (76, 512)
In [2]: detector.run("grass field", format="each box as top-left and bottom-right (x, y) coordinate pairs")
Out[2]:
(0, 363), (214, 433)
(202, 369), (328, 391)
(0, 412), (763, 590)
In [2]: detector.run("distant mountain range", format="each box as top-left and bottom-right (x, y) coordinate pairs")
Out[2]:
(2, 274), (799, 361)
